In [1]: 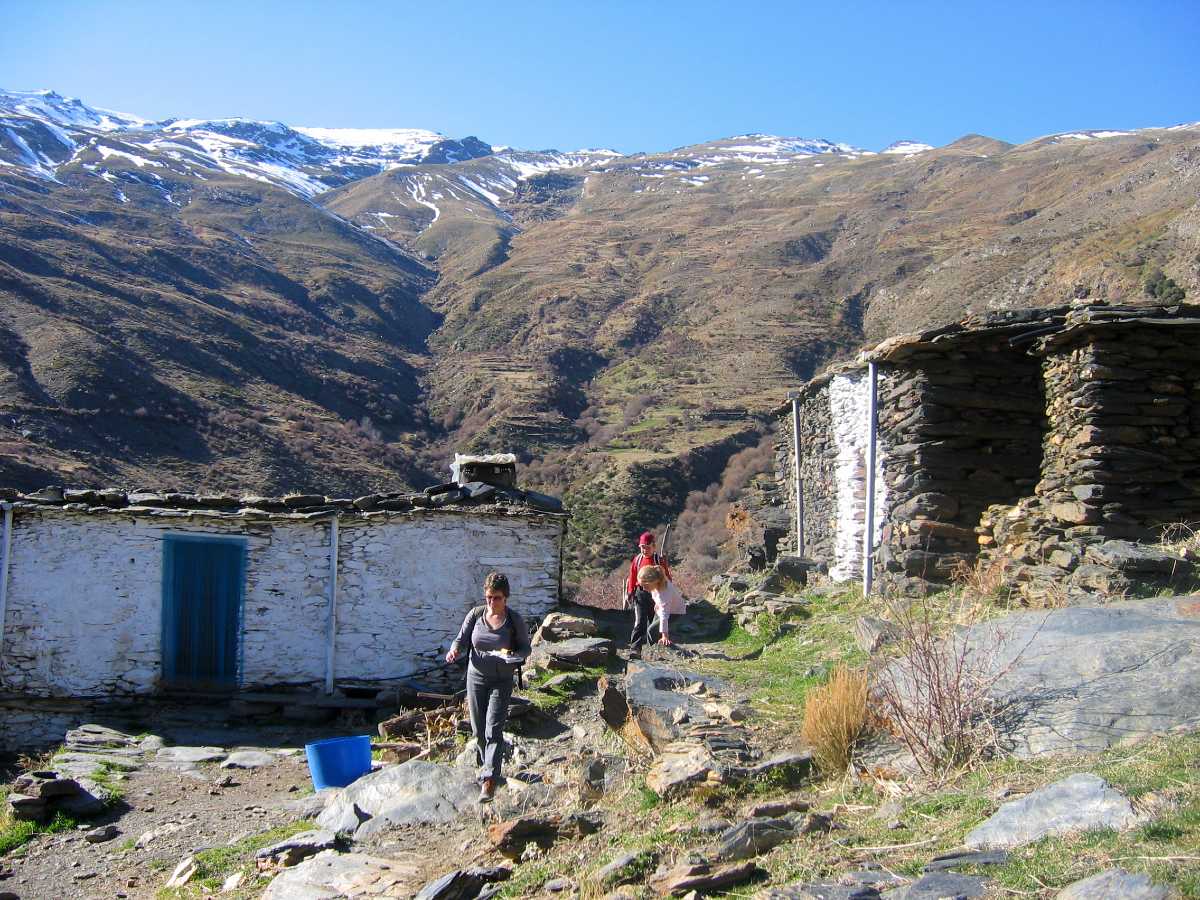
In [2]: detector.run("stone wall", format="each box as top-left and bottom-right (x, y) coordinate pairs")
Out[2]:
(977, 322), (1200, 601)
(0, 507), (564, 700)
(875, 341), (1045, 595)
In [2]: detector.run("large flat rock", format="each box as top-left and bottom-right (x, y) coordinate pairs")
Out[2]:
(965, 774), (1137, 850)
(887, 597), (1200, 756)
(1055, 867), (1181, 899)
(261, 850), (421, 899)
(624, 662), (730, 751)
(317, 761), (478, 838)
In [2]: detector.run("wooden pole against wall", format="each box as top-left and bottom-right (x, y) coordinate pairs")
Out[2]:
(790, 393), (805, 556)
(863, 363), (878, 596)
(324, 516), (340, 695)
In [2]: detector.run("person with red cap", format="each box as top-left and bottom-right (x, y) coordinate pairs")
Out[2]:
(625, 531), (672, 658)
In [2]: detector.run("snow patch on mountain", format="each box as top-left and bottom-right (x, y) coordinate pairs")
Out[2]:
(0, 89), (146, 132)
(882, 140), (934, 155)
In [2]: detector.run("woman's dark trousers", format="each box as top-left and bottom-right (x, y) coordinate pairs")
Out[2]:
(629, 588), (657, 654)
(466, 669), (513, 782)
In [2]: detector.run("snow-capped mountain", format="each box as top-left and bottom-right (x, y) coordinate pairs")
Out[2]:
(882, 140), (934, 155)
(0, 88), (616, 200)
(0, 89), (147, 131)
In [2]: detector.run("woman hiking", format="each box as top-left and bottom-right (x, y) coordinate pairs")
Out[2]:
(625, 531), (672, 659)
(446, 572), (530, 803)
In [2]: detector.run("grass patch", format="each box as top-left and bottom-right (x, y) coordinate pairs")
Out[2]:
(523, 666), (606, 712)
(156, 819), (318, 898)
(691, 585), (869, 724)
(0, 811), (79, 857)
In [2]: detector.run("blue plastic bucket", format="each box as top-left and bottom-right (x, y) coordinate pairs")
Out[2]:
(305, 734), (372, 790)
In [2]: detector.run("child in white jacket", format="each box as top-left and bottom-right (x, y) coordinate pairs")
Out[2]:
(636, 565), (686, 645)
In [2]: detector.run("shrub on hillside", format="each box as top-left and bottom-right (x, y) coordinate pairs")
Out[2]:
(870, 597), (1032, 776)
(801, 664), (868, 776)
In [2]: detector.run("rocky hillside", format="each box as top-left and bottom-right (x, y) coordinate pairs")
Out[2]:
(3, 89), (1198, 572)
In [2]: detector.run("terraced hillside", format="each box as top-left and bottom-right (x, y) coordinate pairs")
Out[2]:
(2, 89), (1198, 572)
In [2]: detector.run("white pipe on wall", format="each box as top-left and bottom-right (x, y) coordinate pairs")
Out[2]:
(0, 502), (11, 659)
(862, 362), (879, 595)
(790, 394), (806, 556)
(324, 516), (340, 694)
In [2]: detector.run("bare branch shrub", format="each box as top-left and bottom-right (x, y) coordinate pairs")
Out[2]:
(572, 570), (627, 610)
(801, 664), (868, 776)
(951, 557), (1017, 610)
(870, 597), (1026, 776)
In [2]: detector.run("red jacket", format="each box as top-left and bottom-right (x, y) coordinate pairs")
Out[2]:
(626, 551), (673, 596)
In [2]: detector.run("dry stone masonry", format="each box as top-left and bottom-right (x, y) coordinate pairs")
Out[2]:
(774, 301), (1200, 599)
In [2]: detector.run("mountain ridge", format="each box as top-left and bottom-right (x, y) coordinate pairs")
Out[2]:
(3, 87), (1198, 574)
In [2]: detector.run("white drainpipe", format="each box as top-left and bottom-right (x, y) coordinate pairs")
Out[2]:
(0, 502), (11, 658)
(324, 516), (340, 694)
(790, 393), (805, 556)
(862, 362), (879, 595)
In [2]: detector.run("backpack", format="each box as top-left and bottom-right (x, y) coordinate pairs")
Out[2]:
(463, 605), (526, 689)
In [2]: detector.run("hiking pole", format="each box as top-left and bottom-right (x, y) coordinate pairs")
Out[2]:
(660, 524), (672, 566)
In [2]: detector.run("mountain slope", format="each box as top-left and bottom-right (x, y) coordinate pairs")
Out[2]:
(3, 88), (1198, 573)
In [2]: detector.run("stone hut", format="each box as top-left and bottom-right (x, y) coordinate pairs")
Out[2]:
(775, 300), (1200, 599)
(0, 484), (566, 748)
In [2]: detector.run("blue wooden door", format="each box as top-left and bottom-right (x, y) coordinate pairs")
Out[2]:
(161, 536), (246, 691)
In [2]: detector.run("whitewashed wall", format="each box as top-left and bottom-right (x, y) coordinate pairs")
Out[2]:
(0, 508), (562, 698)
(827, 372), (889, 582)
(334, 513), (563, 684)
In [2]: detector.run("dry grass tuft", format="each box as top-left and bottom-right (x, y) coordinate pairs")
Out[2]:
(801, 664), (868, 776)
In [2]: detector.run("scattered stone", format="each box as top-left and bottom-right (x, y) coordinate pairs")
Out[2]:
(755, 884), (880, 899)
(220, 750), (277, 769)
(254, 828), (340, 867)
(715, 817), (795, 861)
(1055, 867), (1180, 899)
(594, 851), (655, 887)
(165, 855), (197, 888)
(841, 866), (907, 888)
(529, 637), (615, 670)
(704, 701), (750, 723)
(853, 616), (900, 654)
(488, 815), (562, 859)
(885, 871), (990, 899)
(727, 751), (814, 785)
(646, 743), (723, 799)
(317, 761), (478, 838)
(221, 871), (245, 892)
(923, 850), (1009, 872)
(794, 812), (834, 834)
(744, 797), (810, 819)
(651, 860), (760, 896)
(964, 774), (1137, 849)
(535, 612), (600, 642)
(412, 865), (512, 899)
(85, 824), (120, 844)
(135, 821), (186, 849)
(545, 877), (572, 892)
(261, 850), (421, 899)
(693, 816), (732, 834)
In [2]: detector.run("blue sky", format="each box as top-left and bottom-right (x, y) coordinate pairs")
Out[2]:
(2, 0), (1197, 153)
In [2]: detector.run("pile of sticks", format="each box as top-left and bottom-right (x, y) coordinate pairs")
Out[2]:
(376, 700), (463, 763)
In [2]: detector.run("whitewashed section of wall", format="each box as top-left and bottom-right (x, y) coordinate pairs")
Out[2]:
(333, 513), (562, 684)
(1, 514), (167, 696)
(239, 522), (329, 689)
(0, 511), (327, 697)
(827, 373), (889, 582)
